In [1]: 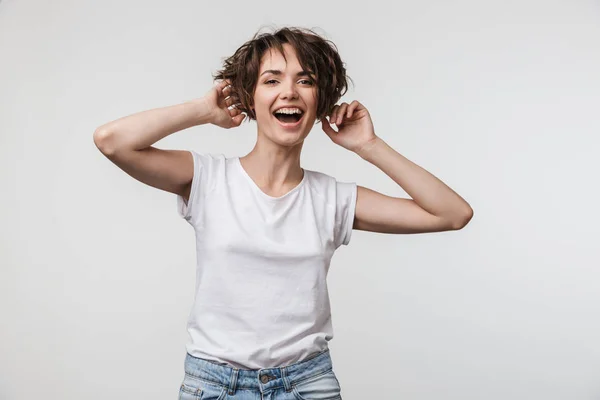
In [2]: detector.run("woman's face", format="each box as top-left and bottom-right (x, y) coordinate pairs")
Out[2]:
(252, 43), (318, 147)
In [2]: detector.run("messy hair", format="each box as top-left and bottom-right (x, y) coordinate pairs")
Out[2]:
(213, 26), (353, 123)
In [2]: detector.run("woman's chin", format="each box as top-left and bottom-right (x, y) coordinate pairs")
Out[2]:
(268, 128), (310, 146)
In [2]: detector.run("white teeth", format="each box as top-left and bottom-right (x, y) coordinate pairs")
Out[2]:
(274, 108), (303, 115)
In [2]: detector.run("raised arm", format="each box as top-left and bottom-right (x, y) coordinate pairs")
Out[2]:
(322, 100), (473, 234)
(93, 80), (243, 202)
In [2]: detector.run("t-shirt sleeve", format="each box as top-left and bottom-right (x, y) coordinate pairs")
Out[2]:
(176, 151), (218, 225)
(334, 181), (358, 248)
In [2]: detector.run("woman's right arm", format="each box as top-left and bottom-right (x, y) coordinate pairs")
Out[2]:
(93, 80), (243, 203)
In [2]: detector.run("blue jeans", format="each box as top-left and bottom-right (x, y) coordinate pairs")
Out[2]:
(178, 349), (343, 399)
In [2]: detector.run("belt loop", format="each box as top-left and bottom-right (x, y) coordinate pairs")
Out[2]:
(281, 366), (293, 392)
(228, 368), (239, 395)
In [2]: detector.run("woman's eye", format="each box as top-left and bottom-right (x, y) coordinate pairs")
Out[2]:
(264, 80), (313, 85)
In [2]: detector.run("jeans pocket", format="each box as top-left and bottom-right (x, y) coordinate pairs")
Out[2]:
(178, 375), (227, 400)
(179, 379), (200, 400)
(291, 369), (342, 400)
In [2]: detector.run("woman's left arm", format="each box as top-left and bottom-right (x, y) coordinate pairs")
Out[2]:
(322, 100), (473, 234)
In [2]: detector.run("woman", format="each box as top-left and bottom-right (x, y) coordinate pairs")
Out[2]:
(94, 26), (473, 400)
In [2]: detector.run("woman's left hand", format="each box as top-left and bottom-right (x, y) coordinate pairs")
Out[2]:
(321, 100), (378, 154)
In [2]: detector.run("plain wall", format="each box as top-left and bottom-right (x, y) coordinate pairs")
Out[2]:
(1, 0), (599, 399)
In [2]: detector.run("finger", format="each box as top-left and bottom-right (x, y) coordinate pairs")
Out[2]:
(215, 79), (230, 91)
(321, 117), (337, 140)
(329, 105), (340, 125)
(346, 100), (360, 119)
(228, 103), (242, 116)
(336, 103), (348, 125)
(231, 113), (245, 127)
(216, 80), (234, 97)
(222, 85), (234, 98)
(224, 95), (239, 107)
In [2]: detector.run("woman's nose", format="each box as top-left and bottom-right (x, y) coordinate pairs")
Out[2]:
(279, 83), (299, 100)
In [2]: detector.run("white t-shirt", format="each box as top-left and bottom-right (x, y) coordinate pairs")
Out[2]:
(176, 151), (357, 369)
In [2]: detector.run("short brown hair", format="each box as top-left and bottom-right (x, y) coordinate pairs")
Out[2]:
(213, 26), (353, 123)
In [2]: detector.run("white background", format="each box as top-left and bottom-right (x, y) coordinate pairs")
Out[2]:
(1, 0), (599, 399)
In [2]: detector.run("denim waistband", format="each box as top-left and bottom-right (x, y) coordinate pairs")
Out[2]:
(183, 349), (334, 395)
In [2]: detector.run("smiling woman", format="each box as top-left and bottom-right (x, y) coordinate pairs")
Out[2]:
(211, 31), (352, 149)
(212, 27), (351, 124)
(93, 25), (472, 400)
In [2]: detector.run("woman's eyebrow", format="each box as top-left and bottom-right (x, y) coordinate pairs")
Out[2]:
(259, 69), (312, 77)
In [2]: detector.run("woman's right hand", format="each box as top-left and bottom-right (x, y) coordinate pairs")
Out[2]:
(202, 79), (246, 129)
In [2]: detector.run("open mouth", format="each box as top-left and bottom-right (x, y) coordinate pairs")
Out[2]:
(272, 109), (304, 126)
